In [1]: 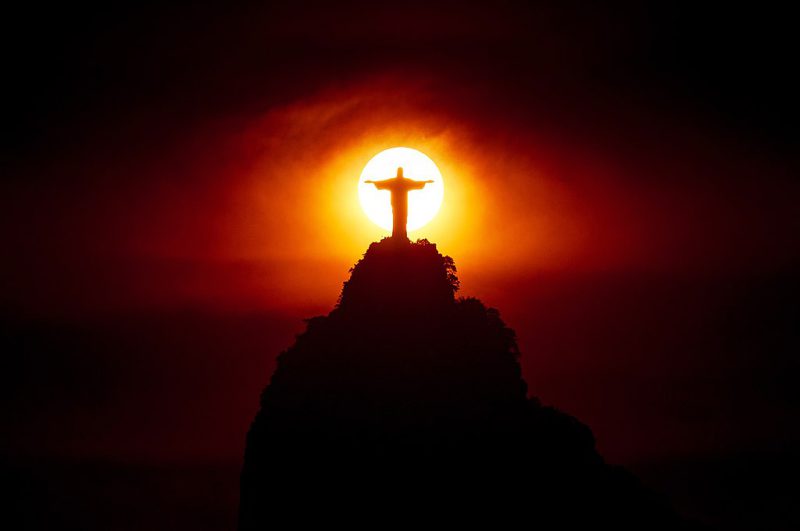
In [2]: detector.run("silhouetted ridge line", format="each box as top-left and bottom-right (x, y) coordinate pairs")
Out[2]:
(337, 238), (459, 315)
(239, 239), (686, 530)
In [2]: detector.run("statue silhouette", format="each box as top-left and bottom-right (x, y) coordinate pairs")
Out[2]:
(365, 167), (433, 240)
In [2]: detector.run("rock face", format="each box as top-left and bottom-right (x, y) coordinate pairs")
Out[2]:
(239, 239), (684, 529)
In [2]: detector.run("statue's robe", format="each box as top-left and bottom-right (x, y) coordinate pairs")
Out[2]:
(371, 177), (429, 239)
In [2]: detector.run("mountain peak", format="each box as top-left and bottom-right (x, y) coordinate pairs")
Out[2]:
(238, 240), (683, 529)
(336, 238), (459, 317)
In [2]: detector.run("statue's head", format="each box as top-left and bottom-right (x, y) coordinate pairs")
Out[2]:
(397, 167), (404, 178)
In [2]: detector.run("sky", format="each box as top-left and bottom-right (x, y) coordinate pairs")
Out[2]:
(1, 2), (798, 526)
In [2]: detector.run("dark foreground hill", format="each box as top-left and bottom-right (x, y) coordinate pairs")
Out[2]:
(239, 238), (688, 529)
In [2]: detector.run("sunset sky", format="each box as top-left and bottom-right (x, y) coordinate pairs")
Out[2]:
(2, 3), (798, 526)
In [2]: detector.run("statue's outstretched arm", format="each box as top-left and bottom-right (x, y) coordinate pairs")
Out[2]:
(364, 178), (394, 190)
(407, 179), (435, 190)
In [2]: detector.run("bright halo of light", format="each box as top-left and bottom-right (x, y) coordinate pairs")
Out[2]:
(358, 147), (444, 232)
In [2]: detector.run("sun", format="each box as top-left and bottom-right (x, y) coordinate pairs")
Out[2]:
(358, 147), (444, 232)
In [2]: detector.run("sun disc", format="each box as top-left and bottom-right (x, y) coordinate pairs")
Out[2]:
(358, 147), (444, 232)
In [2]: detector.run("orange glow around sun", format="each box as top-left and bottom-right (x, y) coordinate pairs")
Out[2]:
(214, 77), (588, 312)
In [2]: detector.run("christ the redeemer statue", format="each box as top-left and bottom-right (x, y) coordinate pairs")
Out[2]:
(365, 167), (433, 240)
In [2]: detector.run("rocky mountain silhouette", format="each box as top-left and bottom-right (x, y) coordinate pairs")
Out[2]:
(239, 238), (689, 529)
